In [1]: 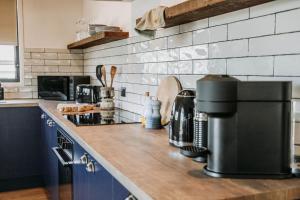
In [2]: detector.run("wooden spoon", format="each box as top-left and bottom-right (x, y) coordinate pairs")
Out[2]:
(110, 66), (117, 88)
(101, 65), (107, 87)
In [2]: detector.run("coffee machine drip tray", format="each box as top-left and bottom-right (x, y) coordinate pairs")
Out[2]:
(64, 108), (140, 126)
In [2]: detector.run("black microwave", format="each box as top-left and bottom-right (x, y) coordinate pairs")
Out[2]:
(38, 76), (90, 101)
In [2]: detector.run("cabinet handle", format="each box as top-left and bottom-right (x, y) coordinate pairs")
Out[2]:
(80, 153), (89, 164)
(47, 119), (55, 127)
(41, 113), (46, 119)
(86, 161), (95, 173)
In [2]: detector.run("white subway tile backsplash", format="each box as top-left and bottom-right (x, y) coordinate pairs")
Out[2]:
(168, 32), (193, 48)
(180, 45), (208, 60)
(155, 26), (180, 38)
(180, 19), (208, 33)
(227, 57), (274, 76)
(249, 32), (300, 56)
(209, 39), (248, 58)
(276, 8), (300, 34)
(228, 15), (275, 40)
(148, 38), (168, 51)
(209, 8), (249, 26)
(157, 49), (180, 62)
(193, 25), (227, 45)
(179, 75), (203, 89)
(250, 0), (300, 18)
(275, 55), (300, 76)
(193, 59), (226, 75)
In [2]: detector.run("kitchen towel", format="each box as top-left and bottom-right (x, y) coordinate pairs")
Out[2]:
(135, 6), (167, 35)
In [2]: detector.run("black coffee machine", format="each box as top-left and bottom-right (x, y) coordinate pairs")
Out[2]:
(195, 75), (292, 178)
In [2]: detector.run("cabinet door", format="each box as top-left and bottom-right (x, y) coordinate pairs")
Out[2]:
(0, 107), (41, 180)
(88, 158), (113, 200)
(112, 178), (130, 200)
(44, 116), (59, 200)
(73, 143), (90, 200)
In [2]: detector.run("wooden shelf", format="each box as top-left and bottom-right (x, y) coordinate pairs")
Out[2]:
(136, 0), (274, 28)
(67, 31), (129, 49)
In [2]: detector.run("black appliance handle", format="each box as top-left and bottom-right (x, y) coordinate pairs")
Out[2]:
(52, 147), (73, 167)
(96, 65), (105, 87)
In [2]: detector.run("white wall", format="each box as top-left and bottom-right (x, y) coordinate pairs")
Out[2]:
(22, 0), (82, 49)
(82, 0), (131, 33)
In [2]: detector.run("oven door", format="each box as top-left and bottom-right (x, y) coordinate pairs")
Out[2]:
(38, 76), (69, 101)
(52, 147), (73, 200)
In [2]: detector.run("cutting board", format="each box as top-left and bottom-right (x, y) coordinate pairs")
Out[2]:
(156, 76), (182, 126)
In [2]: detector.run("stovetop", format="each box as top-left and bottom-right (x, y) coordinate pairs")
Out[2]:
(64, 108), (140, 126)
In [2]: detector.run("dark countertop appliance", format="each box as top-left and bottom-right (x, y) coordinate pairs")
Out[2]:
(38, 76), (90, 101)
(195, 75), (292, 178)
(75, 84), (100, 104)
(169, 90), (195, 147)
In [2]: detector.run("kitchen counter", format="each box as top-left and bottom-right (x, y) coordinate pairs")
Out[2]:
(0, 99), (39, 107)
(2, 100), (300, 199)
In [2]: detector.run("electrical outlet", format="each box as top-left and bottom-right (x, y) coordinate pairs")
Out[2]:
(121, 87), (126, 97)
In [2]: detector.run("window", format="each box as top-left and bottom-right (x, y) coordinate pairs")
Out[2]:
(0, 0), (19, 82)
(0, 45), (19, 82)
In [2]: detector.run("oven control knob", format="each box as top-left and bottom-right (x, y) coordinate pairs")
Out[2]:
(86, 161), (95, 173)
(80, 154), (88, 164)
(41, 113), (46, 119)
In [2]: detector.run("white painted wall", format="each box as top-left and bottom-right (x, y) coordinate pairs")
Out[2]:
(82, 0), (131, 33)
(22, 0), (83, 49)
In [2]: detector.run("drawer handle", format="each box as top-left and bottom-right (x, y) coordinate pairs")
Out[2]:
(86, 161), (95, 173)
(80, 153), (89, 164)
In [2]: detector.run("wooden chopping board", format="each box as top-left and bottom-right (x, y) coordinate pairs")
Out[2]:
(156, 76), (182, 126)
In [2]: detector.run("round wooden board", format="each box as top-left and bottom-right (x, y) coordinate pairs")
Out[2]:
(156, 76), (182, 126)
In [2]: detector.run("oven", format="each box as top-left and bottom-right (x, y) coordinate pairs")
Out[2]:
(52, 129), (74, 200)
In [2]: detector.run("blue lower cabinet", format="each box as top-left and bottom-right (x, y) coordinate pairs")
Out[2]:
(73, 144), (90, 200)
(0, 107), (42, 191)
(88, 157), (113, 200)
(112, 178), (130, 200)
(73, 143), (113, 200)
(41, 112), (59, 200)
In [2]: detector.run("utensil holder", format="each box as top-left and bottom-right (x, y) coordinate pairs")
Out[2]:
(100, 87), (115, 99)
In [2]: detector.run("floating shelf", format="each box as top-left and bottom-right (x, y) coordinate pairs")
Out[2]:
(136, 0), (274, 28)
(67, 31), (129, 49)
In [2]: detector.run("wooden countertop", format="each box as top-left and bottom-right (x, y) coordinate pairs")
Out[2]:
(2, 100), (300, 199)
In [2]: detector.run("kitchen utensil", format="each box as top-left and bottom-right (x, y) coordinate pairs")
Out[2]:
(156, 76), (182, 126)
(110, 66), (117, 88)
(101, 66), (107, 87)
(96, 65), (105, 87)
(76, 84), (100, 104)
(169, 90), (195, 147)
(196, 75), (292, 178)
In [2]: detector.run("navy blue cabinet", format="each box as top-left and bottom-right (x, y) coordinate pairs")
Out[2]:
(0, 107), (42, 191)
(73, 143), (115, 200)
(41, 112), (59, 200)
(113, 178), (130, 200)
